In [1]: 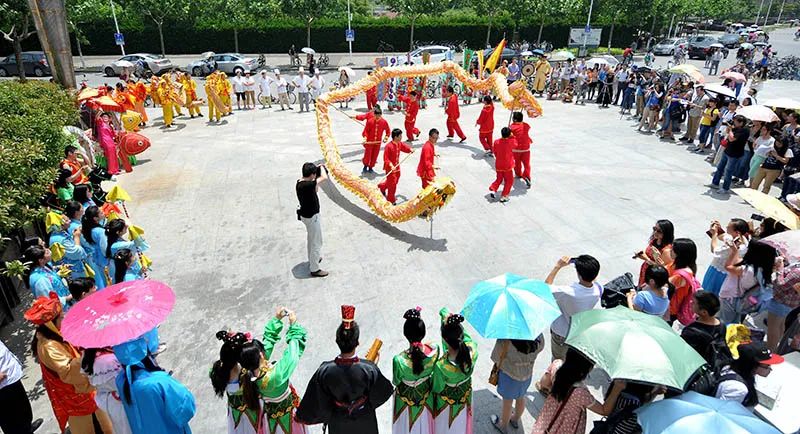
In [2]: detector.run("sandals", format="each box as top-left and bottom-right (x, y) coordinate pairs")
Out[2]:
(490, 415), (507, 433)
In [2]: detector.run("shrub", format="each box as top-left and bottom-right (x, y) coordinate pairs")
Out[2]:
(0, 81), (78, 235)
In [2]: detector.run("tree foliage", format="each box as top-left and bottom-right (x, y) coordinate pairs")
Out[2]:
(0, 0), (37, 80)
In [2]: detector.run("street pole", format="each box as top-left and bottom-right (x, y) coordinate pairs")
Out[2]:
(763, 0), (774, 26)
(756, 0), (765, 25)
(347, 0), (353, 65)
(110, 0), (124, 55)
(581, 0), (594, 57)
(777, 0), (786, 24)
(667, 14), (675, 38)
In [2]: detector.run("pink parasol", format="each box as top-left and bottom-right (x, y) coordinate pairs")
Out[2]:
(61, 280), (175, 348)
(761, 230), (800, 263)
(722, 71), (746, 82)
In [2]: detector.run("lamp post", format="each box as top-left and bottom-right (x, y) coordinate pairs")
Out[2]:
(110, 0), (124, 55)
(580, 0), (595, 58)
(347, 0), (353, 65)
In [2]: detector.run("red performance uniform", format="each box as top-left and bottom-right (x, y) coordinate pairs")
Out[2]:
(361, 115), (390, 169)
(510, 121), (532, 180)
(417, 140), (436, 188)
(490, 137), (517, 197)
(476, 104), (495, 151)
(398, 94), (421, 141)
(366, 86), (378, 111)
(378, 139), (413, 203)
(445, 94), (466, 140)
(60, 158), (88, 185)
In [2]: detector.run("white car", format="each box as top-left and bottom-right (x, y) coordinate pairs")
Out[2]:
(408, 45), (454, 65)
(103, 53), (174, 77)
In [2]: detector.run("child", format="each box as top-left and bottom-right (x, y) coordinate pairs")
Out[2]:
(489, 127), (516, 203)
(562, 83), (574, 103)
(510, 112), (533, 188)
(574, 70), (586, 105)
(475, 96), (495, 156)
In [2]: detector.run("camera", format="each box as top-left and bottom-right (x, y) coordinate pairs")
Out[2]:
(315, 165), (322, 177)
(751, 213), (765, 221)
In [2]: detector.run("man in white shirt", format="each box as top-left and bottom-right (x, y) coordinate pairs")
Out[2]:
(680, 85), (709, 144)
(232, 70), (246, 110)
(613, 68), (629, 105)
(709, 49), (724, 75)
(0, 340), (43, 433)
(274, 69), (292, 111)
(544, 255), (603, 361)
(293, 67), (312, 112)
(310, 70), (326, 103)
(258, 70), (273, 109)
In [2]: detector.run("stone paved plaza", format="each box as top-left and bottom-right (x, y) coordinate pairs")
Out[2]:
(4, 28), (800, 434)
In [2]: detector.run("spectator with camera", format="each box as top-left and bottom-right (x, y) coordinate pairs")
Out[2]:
(296, 162), (328, 277)
(544, 255), (602, 361)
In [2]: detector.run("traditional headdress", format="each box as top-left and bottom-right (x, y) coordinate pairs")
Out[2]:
(24, 292), (62, 325)
(341, 305), (356, 329)
(445, 313), (465, 326)
(403, 306), (422, 320)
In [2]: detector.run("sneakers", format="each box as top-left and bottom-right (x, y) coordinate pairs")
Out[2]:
(716, 188), (731, 195)
(31, 418), (43, 432)
(362, 166), (368, 173)
(524, 177), (532, 188)
(485, 151), (494, 157)
(310, 269), (329, 277)
(460, 137), (467, 143)
(490, 415), (507, 434)
(489, 190), (496, 199)
(679, 137), (689, 142)
(499, 196), (509, 203)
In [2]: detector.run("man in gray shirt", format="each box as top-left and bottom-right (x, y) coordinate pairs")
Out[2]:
(681, 85), (709, 144)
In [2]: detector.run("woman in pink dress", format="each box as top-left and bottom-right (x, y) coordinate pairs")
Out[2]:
(96, 112), (119, 174)
(532, 349), (625, 434)
(634, 219), (675, 286)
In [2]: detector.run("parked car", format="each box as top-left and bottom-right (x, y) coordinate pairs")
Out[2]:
(187, 53), (256, 76)
(468, 47), (518, 67)
(408, 45), (454, 65)
(103, 53), (174, 77)
(652, 37), (688, 55)
(687, 36), (728, 59)
(719, 33), (741, 48)
(0, 51), (51, 77)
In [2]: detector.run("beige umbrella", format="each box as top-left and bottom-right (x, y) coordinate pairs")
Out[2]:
(736, 105), (780, 123)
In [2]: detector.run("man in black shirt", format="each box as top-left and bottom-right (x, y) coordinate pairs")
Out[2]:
(297, 162), (328, 277)
(710, 115), (749, 194)
(681, 291), (730, 365)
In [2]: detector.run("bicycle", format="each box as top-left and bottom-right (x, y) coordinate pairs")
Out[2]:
(377, 40), (396, 53)
(318, 53), (329, 67)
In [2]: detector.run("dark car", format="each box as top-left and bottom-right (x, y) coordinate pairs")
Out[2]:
(0, 51), (51, 77)
(718, 33), (741, 48)
(687, 36), (728, 59)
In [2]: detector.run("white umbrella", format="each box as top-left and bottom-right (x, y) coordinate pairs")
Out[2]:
(762, 98), (800, 110)
(736, 105), (780, 123)
(740, 43), (755, 50)
(337, 66), (355, 78)
(586, 57), (610, 67)
(710, 43), (724, 48)
(553, 50), (575, 60)
(520, 50), (533, 56)
(754, 41), (768, 47)
(600, 54), (620, 65)
(115, 60), (134, 68)
(301, 47), (316, 54)
(704, 83), (737, 98)
(201, 51), (215, 59)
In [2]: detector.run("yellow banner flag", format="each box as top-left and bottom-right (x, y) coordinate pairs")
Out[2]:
(476, 50), (484, 75)
(484, 39), (506, 73)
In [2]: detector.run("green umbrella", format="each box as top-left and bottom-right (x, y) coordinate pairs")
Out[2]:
(566, 306), (705, 390)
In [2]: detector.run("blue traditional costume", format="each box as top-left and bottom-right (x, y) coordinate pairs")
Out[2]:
(113, 335), (195, 434)
(81, 225), (110, 289)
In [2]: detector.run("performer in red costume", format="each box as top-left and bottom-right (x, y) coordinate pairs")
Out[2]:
(510, 111), (533, 188)
(444, 86), (466, 142)
(378, 129), (414, 204)
(360, 106), (390, 174)
(397, 90), (421, 141)
(417, 128), (439, 188)
(475, 95), (495, 156)
(489, 127), (516, 203)
(366, 71), (378, 111)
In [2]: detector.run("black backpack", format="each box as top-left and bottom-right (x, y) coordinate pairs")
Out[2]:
(601, 273), (637, 309)
(686, 326), (733, 396)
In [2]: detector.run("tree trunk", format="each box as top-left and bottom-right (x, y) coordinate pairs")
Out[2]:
(234, 28), (239, 53)
(608, 20), (615, 53)
(485, 15), (493, 47)
(13, 38), (26, 81)
(306, 20), (311, 47)
(75, 32), (85, 69)
(27, 0), (75, 87)
(648, 14), (656, 49)
(157, 21), (166, 56)
(410, 16), (416, 51)
(537, 18), (544, 44)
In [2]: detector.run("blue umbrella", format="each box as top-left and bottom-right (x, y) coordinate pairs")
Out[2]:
(636, 391), (781, 434)
(460, 273), (561, 340)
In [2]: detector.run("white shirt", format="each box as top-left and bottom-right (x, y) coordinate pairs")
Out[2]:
(258, 76), (273, 95)
(293, 75), (311, 93)
(276, 77), (287, 93)
(712, 51), (724, 61)
(550, 281), (602, 337)
(715, 367), (748, 404)
(243, 77), (256, 91)
(616, 70), (629, 82)
(0, 340), (23, 389)
(232, 76), (246, 93)
(311, 76), (326, 93)
(754, 135), (775, 157)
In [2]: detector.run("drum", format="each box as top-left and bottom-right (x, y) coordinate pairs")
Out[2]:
(521, 62), (536, 77)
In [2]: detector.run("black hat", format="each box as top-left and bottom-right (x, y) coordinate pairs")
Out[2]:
(737, 341), (784, 365)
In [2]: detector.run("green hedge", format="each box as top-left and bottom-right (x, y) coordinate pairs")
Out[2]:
(6, 17), (636, 56)
(0, 81), (78, 234)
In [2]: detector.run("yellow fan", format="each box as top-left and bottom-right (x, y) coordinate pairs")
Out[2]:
(140, 253), (153, 270)
(56, 263), (72, 277)
(83, 262), (95, 278)
(128, 225), (145, 240)
(106, 185), (132, 202)
(45, 211), (64, 232)
(50, 243), (66, 263)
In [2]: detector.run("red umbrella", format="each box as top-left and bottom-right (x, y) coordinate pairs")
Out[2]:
(61, 280), (175, 348)
(86, 95), (124, 113)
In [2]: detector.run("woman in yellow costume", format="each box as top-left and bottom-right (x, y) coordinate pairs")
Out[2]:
(181, 72), (202, 118)
(218, 72), (233, 115)
(205, 72), (224, 122)
(149, 76), (161, 107)
(161, 74), (183, 117)
(532, 55), (551, 96)
(157, 80), (176, 127)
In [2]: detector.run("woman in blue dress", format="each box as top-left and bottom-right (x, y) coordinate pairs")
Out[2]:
(81, 205), (109, 289)
(113, 249), (144, 283)
(105, 219), (149, 279)
(48, 212), (88, 279)
(23, 245), (74, 309)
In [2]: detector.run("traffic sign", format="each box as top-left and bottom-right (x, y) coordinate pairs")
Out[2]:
(114, 32), (125, 46)
(345, 29), (355, 42)
(584, 24), (592, 33)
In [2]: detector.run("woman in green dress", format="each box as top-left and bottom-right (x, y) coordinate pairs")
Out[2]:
(240, 307), (308, 434)
(210, 330), (259, 434)
(392, 307), (440, 434)
(432, 308), (478, 434)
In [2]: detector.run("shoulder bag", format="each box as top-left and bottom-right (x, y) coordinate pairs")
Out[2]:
(488, 341), (509, 386)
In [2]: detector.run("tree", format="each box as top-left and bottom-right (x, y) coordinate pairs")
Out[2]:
(280, 0), (328, 48)
(471, 0), (509, 46)
(119, 0), (186, 55)
(66, 0), (110, 68)
(197, 0), (267, 52)
(0, 0), (36, 81)
(385, 0), (450, 51)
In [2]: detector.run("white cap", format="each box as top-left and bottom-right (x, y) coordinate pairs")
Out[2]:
(274, 69), (280, 74)
(298, 67), (305, 73)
